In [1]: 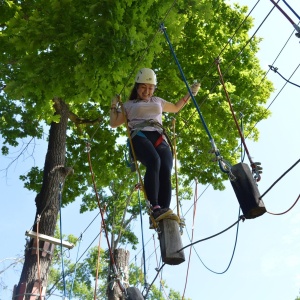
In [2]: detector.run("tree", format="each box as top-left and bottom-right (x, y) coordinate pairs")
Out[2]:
(0, 0), (273, 299)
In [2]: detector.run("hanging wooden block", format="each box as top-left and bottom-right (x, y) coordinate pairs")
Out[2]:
(158, 218), (185, 265)
(230, 162), (266, 219)
(31, 238), (38, 255)
(14, 282), (26, 300)
(126, 287), (144, 300)
(30, 280), (41, 300)
(42, 241), (50, 257)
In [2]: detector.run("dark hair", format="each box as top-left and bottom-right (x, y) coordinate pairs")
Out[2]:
(128, 83), (156, 100)
(129, 83), (139, 100)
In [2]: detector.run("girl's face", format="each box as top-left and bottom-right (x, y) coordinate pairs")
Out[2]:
(136, 83), (155, 100)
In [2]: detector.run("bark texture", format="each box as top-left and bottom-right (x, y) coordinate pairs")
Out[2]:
(107, 249), (130, 300)
(14, 99), (72, 300)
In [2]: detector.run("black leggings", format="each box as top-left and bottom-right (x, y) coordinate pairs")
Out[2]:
(131, 131), (173, 209)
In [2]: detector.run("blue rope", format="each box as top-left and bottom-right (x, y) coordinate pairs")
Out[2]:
(160, 23), (213, 141)
(137, 174), (148, 290)
(69, 234), (82, 300)
(282, 0), (300, 21)
(59, 182), (67, 298)
(160, 23), (229, 173)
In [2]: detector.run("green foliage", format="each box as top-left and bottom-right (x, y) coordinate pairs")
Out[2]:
(1, 0), (274, 290)
(1, 0), (273, 191)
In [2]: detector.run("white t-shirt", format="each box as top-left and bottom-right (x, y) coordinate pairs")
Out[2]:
(123, 96), (167, 131)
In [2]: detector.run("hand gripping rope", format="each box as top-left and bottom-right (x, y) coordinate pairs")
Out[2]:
(160, 23), (233, 177)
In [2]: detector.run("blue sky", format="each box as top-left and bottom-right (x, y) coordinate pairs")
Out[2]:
(1, 1), (300, 299)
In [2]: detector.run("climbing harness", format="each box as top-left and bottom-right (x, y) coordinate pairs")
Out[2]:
(127, 119), (174, 165)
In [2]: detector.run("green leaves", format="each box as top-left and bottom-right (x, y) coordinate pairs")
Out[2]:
(1, 0), (273, 255)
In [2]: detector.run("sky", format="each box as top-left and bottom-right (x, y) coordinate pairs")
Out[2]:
(1, 1), (300, 300)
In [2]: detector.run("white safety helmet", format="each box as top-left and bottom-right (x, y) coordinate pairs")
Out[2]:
(135, 68), (157, 85)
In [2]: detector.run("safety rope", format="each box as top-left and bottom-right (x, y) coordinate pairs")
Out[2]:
(215, 58), (262, 182)
(177, 216), (245, 253)
(269, 65), (300, 88)
(69, 234), (82, 300)
(160, 24), (233, 176)
(172, 118), (180, 219)
(259, 158), (300, 199)
(58, 183), (67, 299)
(267, 194), (300, 216)
(143, 263), (166, 299)
(152, 235), (170, 300)
(181, 204), (242, 275)
(269, 0), (300, 37)
(282, 0), (300, 20)
(86, 143), (126, 295)
(182, 180), (198, 299)
(137, 177), (148, 292)
(94, 221), (103, 300)
(36, 215), (43, 300)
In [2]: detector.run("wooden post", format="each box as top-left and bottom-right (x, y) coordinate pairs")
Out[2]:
(126, 287), (144, 300)
(158, 218), (185, 265)
(230, 162), (266, 219)
(13, 282), (26, 300)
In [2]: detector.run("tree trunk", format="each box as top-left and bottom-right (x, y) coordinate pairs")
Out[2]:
(14, 99), (72, 300)
(107, 249), (130, 300)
